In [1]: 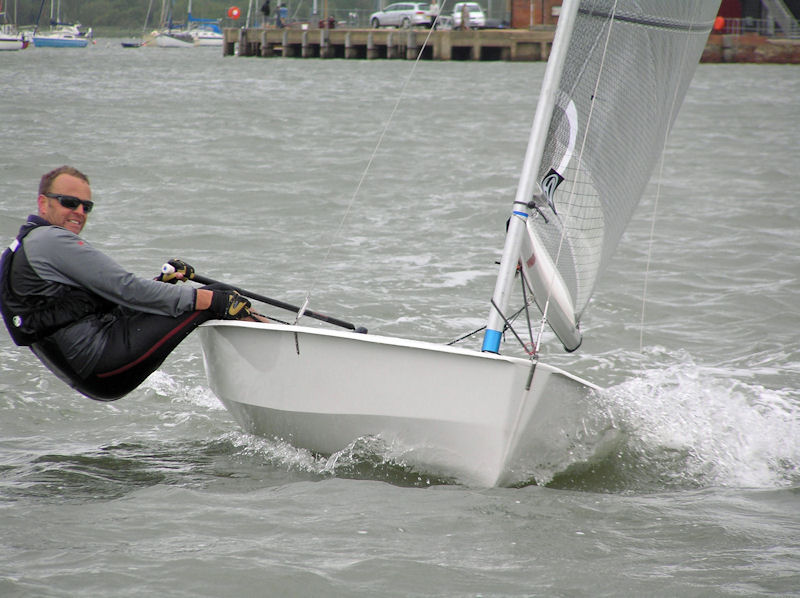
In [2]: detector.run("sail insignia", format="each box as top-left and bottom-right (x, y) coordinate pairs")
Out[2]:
(535, 96), (578, 217)
(540, 168), (564, 215)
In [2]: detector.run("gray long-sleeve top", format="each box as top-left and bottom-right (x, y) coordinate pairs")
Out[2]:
(15, 216), (196, 375)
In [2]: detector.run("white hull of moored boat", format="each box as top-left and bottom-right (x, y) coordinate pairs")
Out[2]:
(0, 35), (26, 50)
(198, 321), (602, 487)
(191, 31), (223, 46)
(154, 32), (194, 48)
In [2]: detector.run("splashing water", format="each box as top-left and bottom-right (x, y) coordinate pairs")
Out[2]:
(218, 431), (456, 488)
(580, 349), (800, 492)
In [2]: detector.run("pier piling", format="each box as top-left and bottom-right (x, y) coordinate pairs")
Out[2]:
(223, 27), (558, 61)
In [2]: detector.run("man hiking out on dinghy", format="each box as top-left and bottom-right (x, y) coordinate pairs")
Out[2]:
(0, 165), (256, 402)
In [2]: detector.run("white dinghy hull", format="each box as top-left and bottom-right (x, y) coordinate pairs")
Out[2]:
(198, 321), (600, 487)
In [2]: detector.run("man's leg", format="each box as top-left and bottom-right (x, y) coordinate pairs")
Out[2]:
(86, 308), (216, 400)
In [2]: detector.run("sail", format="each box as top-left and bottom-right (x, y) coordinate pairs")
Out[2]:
(521, 0), (720, 349)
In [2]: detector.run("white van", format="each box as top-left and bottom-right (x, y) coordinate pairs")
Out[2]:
(452, 2), (486, 28)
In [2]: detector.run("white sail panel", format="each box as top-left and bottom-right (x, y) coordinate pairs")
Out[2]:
(528, 1), (721, 334)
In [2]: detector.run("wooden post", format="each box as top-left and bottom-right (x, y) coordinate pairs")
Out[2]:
(439, 30), (452, 60)
(367, 31), (377, 59)
(302, 30), (310, 57)
(282, 29), (293, 57)
(387, 31), (396, 59)
(260, 29), (272, 57)
(722, 34), (734, 62)
(431, 31), (440, 60)
(320, 27), (331, 58)
(238, 27), (250, 56)
(223, 29), (235, 56)
(406, 30), (417, 60)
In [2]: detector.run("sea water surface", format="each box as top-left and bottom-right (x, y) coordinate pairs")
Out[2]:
(0, 43), (798, 597)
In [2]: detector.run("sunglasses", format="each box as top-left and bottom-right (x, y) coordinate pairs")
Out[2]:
(44, 193), (94, 214)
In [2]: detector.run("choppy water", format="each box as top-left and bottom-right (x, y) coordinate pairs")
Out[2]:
(1, 43), (798, 596)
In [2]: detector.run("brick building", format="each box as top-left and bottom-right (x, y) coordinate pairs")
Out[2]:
(509, 0), (800, 31)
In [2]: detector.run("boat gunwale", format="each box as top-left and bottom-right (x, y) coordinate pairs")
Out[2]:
(198, 320), (600, 390)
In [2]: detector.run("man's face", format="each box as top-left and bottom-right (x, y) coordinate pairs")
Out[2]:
(37, 174), (92, 235)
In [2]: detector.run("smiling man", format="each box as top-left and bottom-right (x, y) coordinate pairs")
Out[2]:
(0, 165), (254, 401)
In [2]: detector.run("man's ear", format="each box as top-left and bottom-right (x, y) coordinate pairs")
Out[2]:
(36, 194), (48, 217)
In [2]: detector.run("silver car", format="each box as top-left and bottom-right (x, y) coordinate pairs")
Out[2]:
(370, 3), (432, 28)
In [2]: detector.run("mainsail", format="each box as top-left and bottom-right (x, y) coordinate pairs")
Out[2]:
(484, 0), (720, 353)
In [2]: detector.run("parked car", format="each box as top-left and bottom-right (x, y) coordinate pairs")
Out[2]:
(452, 2), (486, 29)
(433, 15), (453, 30)
(370, 3), (432, 28)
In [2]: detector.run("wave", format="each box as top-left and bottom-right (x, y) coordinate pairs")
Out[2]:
(549, 348), (800, 493)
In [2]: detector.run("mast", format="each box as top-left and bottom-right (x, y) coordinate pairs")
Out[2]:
(142, 0), (154, 36)
(33, 0), (45, 32)
(481, 0), (580, 354)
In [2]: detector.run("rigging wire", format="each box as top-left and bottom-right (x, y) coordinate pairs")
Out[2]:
(490, 299), (537, 356)
(298, 2), (451, 317)
(518, 265), (538, 355)
(448, 301), (534, 347)
(639, 0), (707, 351)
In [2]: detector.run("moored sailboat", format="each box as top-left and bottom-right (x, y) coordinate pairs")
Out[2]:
(121, 0), (155, 48)
(32, 0), (92, 48)
(146, 0), (222, 47)
(149, 0), (194, 47)
(186, 0), (223, 47)
(198, 0), (722, 486)
(0, 1), (28, 50)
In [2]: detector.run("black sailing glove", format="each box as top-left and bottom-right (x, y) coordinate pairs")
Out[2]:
(210, 290), (252, 320)
(157, 259), (195, 283)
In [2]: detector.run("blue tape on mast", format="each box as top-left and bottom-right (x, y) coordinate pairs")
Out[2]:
(512, 211), (528, 218)
(482, 329), (502, 353)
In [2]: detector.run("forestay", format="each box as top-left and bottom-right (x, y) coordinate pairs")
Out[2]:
(484, 0), (721, 353)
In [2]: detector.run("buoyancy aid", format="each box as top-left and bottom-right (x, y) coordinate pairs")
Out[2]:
(0, 221), (112, 346)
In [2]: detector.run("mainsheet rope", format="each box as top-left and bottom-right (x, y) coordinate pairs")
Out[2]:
(297, 2), (452, 323)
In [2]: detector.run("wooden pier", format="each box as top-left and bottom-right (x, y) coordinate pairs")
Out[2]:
(225, 27), (800, 64)
(224, 27), (557, 61)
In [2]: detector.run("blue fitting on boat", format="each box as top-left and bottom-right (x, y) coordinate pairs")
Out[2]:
(512, 210), (528, 218)
(481, 329), (502, 353)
